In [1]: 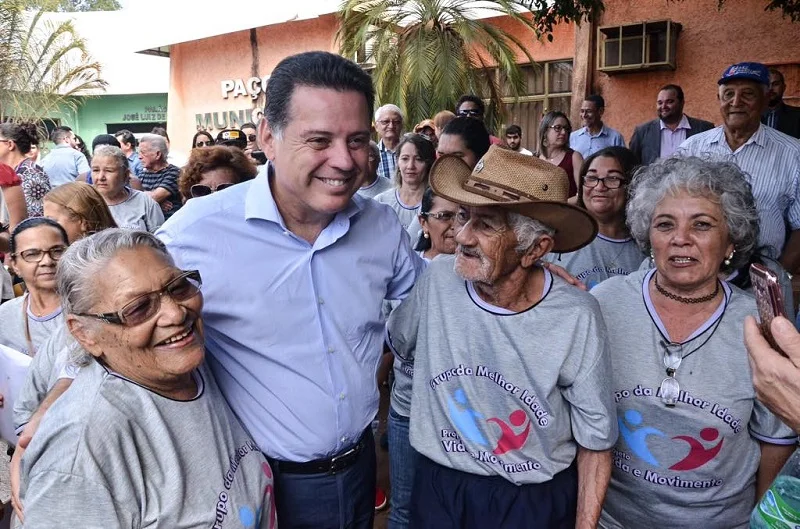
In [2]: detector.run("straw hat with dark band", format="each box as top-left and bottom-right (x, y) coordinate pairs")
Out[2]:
(429, 145), (598, 253)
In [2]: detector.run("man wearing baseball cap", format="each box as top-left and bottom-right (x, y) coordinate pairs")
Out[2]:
(386, 145), (617, 528)
(677, 62), (800, 273)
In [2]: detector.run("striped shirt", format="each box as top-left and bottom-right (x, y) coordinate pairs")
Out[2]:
(377, 139), (398, 181)
(676, 125), (800, 258)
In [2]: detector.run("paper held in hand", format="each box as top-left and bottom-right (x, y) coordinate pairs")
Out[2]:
(0, 343), (31, 445)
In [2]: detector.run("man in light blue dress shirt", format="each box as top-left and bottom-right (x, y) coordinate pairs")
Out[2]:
(40, 126), (90, 187)
(569, 94), (625, 158)
(157, 51), (424, 529)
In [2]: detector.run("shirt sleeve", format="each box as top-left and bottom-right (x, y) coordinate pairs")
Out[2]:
(385, 271), (427, 363)
(558, 300), (619, 451)
(22, 471), (138, 528)
(13, 332), (62, 431)
(749, 398), (798, 445)
(145, 195), (166, 232)
(785, 161), (800, 231)
(614, 131), (626, 147)
(76, 153), (90, 175)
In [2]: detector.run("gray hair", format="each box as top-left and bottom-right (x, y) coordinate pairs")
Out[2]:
(626, 156), (759, 270)
(375, 104), (404, 122)
(508, 212), (556, 253)
(139, 133), (169, 157)
(92, 145), (130, 180)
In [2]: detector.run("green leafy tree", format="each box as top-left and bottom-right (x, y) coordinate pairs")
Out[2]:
(0, 0), (107, 126)
(23, 0), (121, 12)
(337, 0), (567, 132)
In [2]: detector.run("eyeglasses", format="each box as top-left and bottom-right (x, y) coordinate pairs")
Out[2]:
(0, 139), (12, 145)
(195, 141), (213, 147)
(246, 134), (257, 142)
(583, 175), (626, 189)
(191, 182), (235, 198)
(660, 342), (683, 406)
(377, 119), (402, 127)
(457, 109), (482, 117)
(423, 211), (457, 222)
(12, 245), (67, 263)
(549, 125), (569, 133)
(75, 270), (202, 326)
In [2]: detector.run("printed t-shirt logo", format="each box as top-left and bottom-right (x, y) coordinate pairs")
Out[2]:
(618, 408), (723, 471)
(447, 388), (532, 455)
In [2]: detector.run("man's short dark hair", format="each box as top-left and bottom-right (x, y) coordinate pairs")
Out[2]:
(505, 124), (522, 136)
(151, 126), (170, 142)
(658, 84), (684, 102)
(585, 94), (605, 109)
(768, 68), (785, 84)
(50, 125), (73, 143)
(264, 51), (375, 136)
(241, 122), (257, 130)
(456, 94), (485, 115)
(115, 129), (136, 148)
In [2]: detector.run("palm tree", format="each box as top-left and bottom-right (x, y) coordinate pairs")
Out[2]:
(0, 0), (106, 128)
(337, 0), (553, 132)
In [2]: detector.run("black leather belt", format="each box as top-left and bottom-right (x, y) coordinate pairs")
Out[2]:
(269, 429), (369, 475)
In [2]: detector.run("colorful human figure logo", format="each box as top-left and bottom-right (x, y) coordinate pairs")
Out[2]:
(618, 409), (666, 466)
(669, 428), (723, 471)
(447, 388), (488, 446)
(487, 409), (531, 455)
(239, 462), (278, 529)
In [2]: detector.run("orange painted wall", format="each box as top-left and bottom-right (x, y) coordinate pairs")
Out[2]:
(591, 0), (800, 142)
(167, 14), (340, 152)
(481, 14), (575, 64)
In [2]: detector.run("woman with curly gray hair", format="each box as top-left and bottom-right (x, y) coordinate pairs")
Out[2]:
(591, 156), (796, 529)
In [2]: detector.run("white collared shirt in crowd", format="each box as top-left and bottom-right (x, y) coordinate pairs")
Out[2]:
(659, 114), (691, 158)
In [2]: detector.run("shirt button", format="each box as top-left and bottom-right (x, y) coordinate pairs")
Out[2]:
(340, 436), (347, 443)
(282, 230), (289, 236)
(339, 393), (346, 400)
(318, 297), (324, 305)
(328, 347), (335, 354)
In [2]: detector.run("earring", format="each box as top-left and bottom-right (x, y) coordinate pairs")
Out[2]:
(650, 249), (654, 261)
(423, 232), (429, 239)
(724, 250), (735, 267)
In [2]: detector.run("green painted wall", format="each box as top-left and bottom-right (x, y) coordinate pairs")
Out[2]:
(72, 93), (167, 143)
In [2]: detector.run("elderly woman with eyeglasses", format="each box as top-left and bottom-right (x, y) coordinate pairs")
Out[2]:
(547, 147), (644, 290)
(16, 229), (277, 528)
(591, 157), (795, 529)
(91, 145), (164, 232)
(0, 218), (68, 356)
(178, 145), (257, 201)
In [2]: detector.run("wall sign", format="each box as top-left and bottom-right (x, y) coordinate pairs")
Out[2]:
(123, 105), (168, 122)
(221, 76), (270, 99)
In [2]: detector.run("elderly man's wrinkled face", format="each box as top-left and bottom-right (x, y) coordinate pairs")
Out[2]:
(453, 206), (521, 284)
(375, 109), (403, 144)
(138, 141), (162, 171)
(77, 247), (205, 394)
(718, 80), (767, 131)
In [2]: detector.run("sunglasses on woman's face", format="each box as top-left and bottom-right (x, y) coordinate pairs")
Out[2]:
(246, 134), (257, 142)
(195, 140), (213, 147)
(190, 182), (235, 198)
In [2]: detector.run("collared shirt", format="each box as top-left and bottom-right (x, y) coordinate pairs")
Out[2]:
(659, 114), (691, 158)
(40, 144), (90, 187)
(127, 152), (144, 177)
(677, 125), (800, 258)
(569, 124), (626, 158)
(377, 139), (398, 180)
(156, 167), (424, 461)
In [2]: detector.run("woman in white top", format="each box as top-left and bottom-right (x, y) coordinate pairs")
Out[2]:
(91, 145), (164, 232)
(0, 218), (68, 356)
(374, 133), (436, 236)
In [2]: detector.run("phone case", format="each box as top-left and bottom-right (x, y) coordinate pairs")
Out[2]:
(749, 263), (786, 352)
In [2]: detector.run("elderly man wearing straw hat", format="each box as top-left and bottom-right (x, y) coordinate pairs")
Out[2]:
(386, 145), (618, 528)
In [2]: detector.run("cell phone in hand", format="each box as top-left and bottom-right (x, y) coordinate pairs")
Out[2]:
(750, 263), (787, 355)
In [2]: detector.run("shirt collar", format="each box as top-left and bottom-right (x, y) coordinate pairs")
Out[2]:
(378, 139), (397, 153)
(578, 125), (607, 137)
(53, 144), (72, 150)
(244, 161), (364, 226)
(659, 114), (691, 131)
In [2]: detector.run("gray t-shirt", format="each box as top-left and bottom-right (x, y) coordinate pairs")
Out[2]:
(592, 269), (796, 529)
(0, 296), (63, 356)
(19, 361), (277, 529)
(547, 234), (646, 290)
(388, 256), (618, 484)
(357, 177), (394, 199)
(108, 188), (165, 232)
(374, 188), (421, 238)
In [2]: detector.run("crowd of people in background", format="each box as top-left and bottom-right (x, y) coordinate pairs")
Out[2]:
(0, 51), (800, 529)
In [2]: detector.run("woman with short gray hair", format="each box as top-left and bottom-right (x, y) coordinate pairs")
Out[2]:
(91, 145), (164, 232)
(592, 156), (795, 528)
(17, 229), (276, 528)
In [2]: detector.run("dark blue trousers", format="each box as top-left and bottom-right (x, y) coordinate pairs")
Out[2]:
(409, 454), (578, 529)
(271, 430), (376, 529)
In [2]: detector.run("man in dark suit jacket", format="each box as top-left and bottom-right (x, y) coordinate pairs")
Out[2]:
(629, 84), (715, 165)
(762, 68), (800, 139)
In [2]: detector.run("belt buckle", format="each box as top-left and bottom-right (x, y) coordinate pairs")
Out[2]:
(329, 445), (358, 474)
